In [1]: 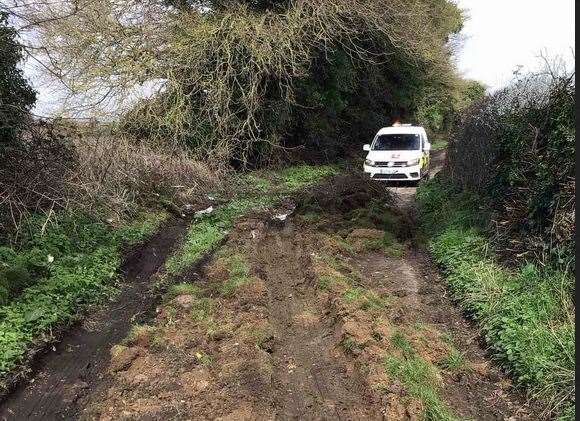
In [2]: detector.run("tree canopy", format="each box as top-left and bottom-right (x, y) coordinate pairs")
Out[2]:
(6, 0), (465, 164)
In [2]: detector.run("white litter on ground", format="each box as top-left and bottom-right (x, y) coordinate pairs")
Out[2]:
(195, 206), (214, 219)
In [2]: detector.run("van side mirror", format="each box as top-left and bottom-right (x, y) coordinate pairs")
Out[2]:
(424, 143), (432, 152)
(363, 144), (371, 152)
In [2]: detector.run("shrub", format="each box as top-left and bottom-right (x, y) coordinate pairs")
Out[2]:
(70, 131), (222, 216)
(446, 68), (575, 266)
(0, 122), (221, 237)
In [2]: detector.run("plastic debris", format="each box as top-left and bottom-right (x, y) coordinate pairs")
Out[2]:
(194, 206), (214, 219)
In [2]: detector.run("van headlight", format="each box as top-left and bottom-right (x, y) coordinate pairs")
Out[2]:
(365, 159), (375, 167)
(406, 158), (420, 166)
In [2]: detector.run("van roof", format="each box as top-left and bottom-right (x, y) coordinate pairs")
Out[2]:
(376, 125), (426, 136)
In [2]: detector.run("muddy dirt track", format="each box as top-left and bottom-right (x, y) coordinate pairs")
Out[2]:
(255, 223), (382, 420)
(0, 154), (536, 420)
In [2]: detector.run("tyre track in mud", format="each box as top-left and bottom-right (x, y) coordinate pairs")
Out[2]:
(351, 248), (532, 420)
(252, 191), (532, 420)
(253, 222), (383, 420)
(4, 149), (536, 420)
(0, 218), (188, 421)
(345, 149), (534, 419)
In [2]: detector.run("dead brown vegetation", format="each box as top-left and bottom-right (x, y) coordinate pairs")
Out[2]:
(0, 120), (221, 237)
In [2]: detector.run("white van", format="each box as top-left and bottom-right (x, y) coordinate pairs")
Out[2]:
(363, 124), (431, 182)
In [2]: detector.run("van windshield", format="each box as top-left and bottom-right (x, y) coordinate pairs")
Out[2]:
(373, 134), (421, 151)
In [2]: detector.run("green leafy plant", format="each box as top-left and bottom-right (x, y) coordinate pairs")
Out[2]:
(165, 283), (201, 300)
(418, 178), (575, 418)
(0, 211), (165, 384)
(437, 348), (467, 372)
(219, 254), (250, 297)
(341, 336), (359, 354)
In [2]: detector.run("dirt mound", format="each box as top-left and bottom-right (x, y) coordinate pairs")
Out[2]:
(297, 172), (392, 214)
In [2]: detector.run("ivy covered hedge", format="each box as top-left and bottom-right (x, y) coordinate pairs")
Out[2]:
(447, 71), (575, 266)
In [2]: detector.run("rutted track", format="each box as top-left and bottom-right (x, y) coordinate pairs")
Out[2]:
(255, 222), (383, 420)
(0, 153), (535, 420)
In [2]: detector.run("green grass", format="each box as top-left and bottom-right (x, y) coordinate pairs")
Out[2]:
(437, 348), (467, 372)
(164, 217), (228, 275)
(417, 178), (575, 418)
(430, 140), (449, 151)
(343, 286), (389, 311)
(391, 331), (416, 358)
(244, 174), (273, 193)
(317, 274), (334, 291)
(242, 164), (338, 194)
(319, 254), (357, 276)
(382, 232), (406, 257)
(387, 331), (458, 421)
(359, 291), (390, 311)
(164, 196), (276, 276)
(190, 297), (213, 322)
(345, 199), (407, 257)
(274, 164), (338, 190)
(385, 355), (458, 421)
(219, 254), (250, 296)
(316, 272), (350, 291)
(165, 164), (337, 276)
(165, 283), (201, 300)
(123, 324), (157, 346)
(194, 350), (213, 366)
(0, 211), (166, 384)
(361, 231), (406, 257)
(343, 286), (365, 302)
(183, 296), (223, 339)
(348, 201), (400, 231)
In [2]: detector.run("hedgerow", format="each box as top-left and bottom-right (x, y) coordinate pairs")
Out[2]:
(447, 67), (575, 267)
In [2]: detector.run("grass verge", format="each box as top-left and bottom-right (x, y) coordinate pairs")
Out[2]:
(417, 178), (575, 419)
(0, 211), (166, 386)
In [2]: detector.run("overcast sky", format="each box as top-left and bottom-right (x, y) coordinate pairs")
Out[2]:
(455, 0), (575, 90)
